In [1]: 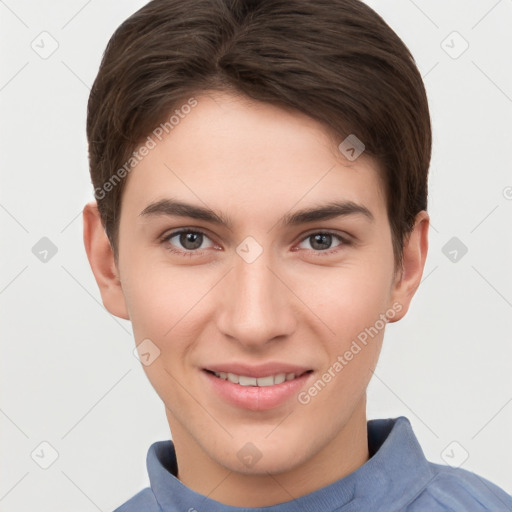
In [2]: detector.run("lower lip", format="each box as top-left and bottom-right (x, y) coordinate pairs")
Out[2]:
(202, 370), (313, 411)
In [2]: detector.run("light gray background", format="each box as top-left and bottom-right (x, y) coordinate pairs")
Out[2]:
(1, 0), (511, 510)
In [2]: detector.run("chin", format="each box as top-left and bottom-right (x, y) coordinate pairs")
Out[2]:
(214, 429), (315, 476)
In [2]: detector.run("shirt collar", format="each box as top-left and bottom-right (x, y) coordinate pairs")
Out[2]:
(146, 416), (435, 512)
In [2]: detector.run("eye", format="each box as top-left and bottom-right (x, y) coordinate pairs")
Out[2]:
(161, 229), (215, 255)
(297, 231), (349, 255)
(160, 228), (351, 258)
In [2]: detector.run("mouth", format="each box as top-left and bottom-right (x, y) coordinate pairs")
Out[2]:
(204, 369), (313, 387)
(201, 365), (314, 411)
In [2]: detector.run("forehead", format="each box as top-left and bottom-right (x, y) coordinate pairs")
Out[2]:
(121, 90), (388, 227)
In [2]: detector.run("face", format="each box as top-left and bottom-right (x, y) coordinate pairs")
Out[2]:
(101, 90), (420, 479)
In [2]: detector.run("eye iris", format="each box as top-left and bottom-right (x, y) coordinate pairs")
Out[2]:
(311, 233), (332, 251)
(180, 232), (202, 250)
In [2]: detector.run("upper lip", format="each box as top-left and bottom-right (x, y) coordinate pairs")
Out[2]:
(204, 362), (313, 378)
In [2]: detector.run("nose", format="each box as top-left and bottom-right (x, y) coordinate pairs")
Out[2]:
(216, 245), (296, 349)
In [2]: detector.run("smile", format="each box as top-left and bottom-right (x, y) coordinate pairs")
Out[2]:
(202, 367), (314, 411)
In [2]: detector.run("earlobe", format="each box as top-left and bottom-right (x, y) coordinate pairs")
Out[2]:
(388, 210), (429, 323)
(83, 202), (130, 320)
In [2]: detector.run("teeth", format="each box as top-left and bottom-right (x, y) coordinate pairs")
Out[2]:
(227, 372), (239, 384)
(239, 375), (257, 386)
(275, 373), (286, 384)
(256, 376), (275, 386)
(212, 371), (297, 386)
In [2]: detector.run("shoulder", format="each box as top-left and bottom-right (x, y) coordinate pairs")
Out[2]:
(112, 487), (161, 512)
(406, 463), (512, 512)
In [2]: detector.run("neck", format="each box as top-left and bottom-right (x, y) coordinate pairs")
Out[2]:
(167, 399), (370, 507)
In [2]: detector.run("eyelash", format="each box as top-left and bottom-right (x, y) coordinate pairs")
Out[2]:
(159, 228), (351, 258)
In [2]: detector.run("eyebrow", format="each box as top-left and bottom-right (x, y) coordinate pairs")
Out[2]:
(139, 198), (374, 229)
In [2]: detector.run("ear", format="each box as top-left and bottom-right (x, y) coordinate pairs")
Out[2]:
(388, 210), (429, 322)
(83, 201), (130, 320)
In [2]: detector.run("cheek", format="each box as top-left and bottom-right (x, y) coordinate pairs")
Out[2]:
(121, 265), (207, 408)
(303, 261), (392, 332)
(121, 259), (214, 355)
(301, 274), (388, 415)
(304, 261), (392, 384)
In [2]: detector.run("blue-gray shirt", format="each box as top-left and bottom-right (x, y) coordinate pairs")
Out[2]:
(113, 416), (512, 511)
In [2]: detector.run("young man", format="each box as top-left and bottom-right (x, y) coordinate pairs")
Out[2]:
(83, 0), (512, 510)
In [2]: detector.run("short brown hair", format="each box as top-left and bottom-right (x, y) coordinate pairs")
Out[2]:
(87, 0), (431, 271)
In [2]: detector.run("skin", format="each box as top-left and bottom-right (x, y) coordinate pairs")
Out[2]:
(83, 90), (429, 507)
